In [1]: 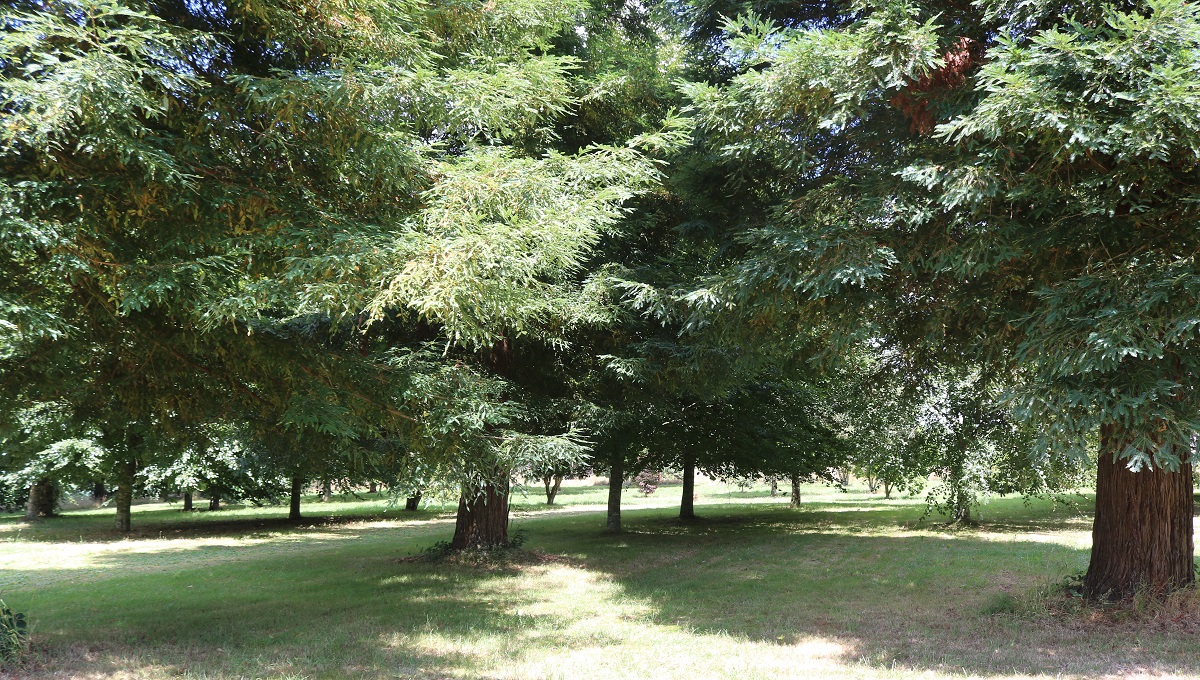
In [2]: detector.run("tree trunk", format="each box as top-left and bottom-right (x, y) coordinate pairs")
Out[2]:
(790, 472), (801, 508)
(369, 481), (378, 494)
(208, 495), (220, 511)
(544, 473), (563, 504)
(768, 476), (778, 497)
(405, 492), (422, 511)
(289, 477), (303, 521)
(450, 481), (509, 550)
(952, 487), (972, 524)
(25, 478), (55, 519)
(115, 461), (134, 533)
(606, 450), (623, 533)
(321, 479), (332, 502)
(946, 456), (974, 524)
(883, 480), (892, 499)
(183, 491), (193, 512)
(92, 481), (106, 504)
(1084, 426), (1195, 598)
(680, 451), (696, 520)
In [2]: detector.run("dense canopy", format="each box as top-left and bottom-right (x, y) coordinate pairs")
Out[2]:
(3, 0), (1199, 598)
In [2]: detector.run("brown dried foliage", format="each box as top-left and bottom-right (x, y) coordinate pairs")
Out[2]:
(890, 37), (985, 135)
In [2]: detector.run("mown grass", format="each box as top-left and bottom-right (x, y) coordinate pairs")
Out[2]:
(1, 480), (1197, 679)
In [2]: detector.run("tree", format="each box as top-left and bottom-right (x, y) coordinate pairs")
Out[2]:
(529, 453), (591, 505)
(1, 0), (431, 529)
(641, 377), (843, 519)
(260, 1), (683, 548)
(0, 401), (104, 518)
(3, 0), (671, 546)
(686, 0), (1200, 595)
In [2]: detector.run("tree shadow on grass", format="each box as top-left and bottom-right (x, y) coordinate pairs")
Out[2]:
(12, 504), (1200, 679)
(22, 569), (534, 678)
(0, 505), (457, 544)
(19, 543), (633, 679)
(570, 510), (1200, 678)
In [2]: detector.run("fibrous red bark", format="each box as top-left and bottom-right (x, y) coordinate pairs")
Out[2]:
(1084, 425), (1195, 598)
(450, 481), (510, 550)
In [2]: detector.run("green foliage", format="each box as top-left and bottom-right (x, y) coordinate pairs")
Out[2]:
(0, 599), (27, 666)
(5, 0), (1190, 591)
(980, 592), (1021, 616)
(687, 0), (1200, 471)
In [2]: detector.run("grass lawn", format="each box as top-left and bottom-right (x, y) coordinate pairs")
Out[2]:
(2, 479), (1197, 679)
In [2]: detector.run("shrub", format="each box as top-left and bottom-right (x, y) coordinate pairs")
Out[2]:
(0, 600), (27, 665)
(635, 470), (660, 496)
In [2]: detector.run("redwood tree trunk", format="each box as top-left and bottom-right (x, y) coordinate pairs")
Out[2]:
(790, 472), (801, 508)
(1084, 426), (1195, 598)
(680, 451), (696, 519)
(606, 450), (623, 533)
(289, 477), (303, 520)
(25, 478), (55, 519)
(450, 481), (509, 550)
(115, 462), (134, 533)
(405, 492), (422, 511)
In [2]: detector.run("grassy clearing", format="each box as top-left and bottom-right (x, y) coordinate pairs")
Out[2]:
(1, 480), (1197, 679)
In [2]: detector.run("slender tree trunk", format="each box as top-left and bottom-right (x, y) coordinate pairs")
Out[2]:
(209, 495), (220, 511)
(25, 478), (55, 519)
(115, 461), (134, 533)
(768, 476), (778, 497)
(369, 481), (378, 494)
(1084, 426), (1195, 598)
(946, 455), (974, 524)
(450, 481), (509, 550)
(952, 487), (972, 524)
(92, 481), (106, 504)
(321, 479), (332, 502)
(405, 492), (422, 511)
(544, 473), (563, 504)
(183, 491), (193, 512)
(840, 468), (851, 486)
(883, 479), (892, 500)
(790, 472), (802, 508)
(680, 451), (696, 520)
(606, 450), (623, 533)
(289, 477), (303, 521)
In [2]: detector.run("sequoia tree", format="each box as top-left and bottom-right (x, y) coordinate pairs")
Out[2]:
(686, 0), (1200, 596)
(2, 0), (674, 545)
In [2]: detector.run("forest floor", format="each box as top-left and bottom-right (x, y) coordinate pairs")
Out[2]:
(2, 479), (1199, 679)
